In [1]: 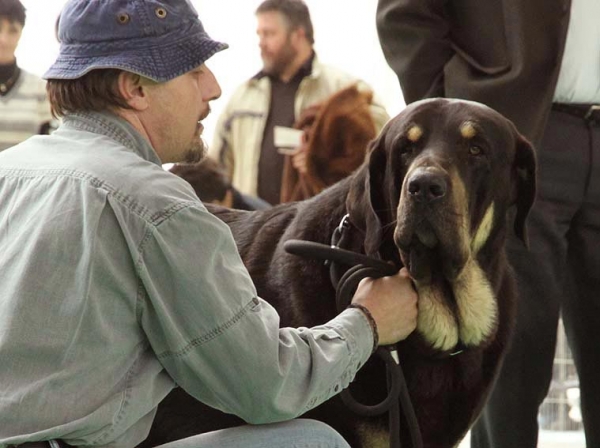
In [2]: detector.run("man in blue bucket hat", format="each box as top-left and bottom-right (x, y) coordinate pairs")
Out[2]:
(0, 1), (418, 447)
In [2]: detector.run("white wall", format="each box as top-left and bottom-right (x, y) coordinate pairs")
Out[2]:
(16, 0), (405, 143)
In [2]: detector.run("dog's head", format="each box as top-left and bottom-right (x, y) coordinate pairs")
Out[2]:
(347, 98), (536, 350)
(348, 98), (536, 279)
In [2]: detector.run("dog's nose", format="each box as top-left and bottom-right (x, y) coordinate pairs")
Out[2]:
(407, 170), (447, 203)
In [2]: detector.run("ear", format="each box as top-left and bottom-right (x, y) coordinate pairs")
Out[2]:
(346, 131), (388, 255)
(512, 133), (537, 246)
(117, 72), (151, 111)
(287, 25), (305, 50)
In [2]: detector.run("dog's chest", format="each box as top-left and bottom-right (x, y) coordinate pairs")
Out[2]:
(357, 422), (389, 448)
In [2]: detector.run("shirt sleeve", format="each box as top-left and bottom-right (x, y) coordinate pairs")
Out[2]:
(136, 203), (374, 424)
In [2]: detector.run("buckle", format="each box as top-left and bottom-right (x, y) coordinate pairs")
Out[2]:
(584, 105), (600, 121)
(330, 214), (350, 249)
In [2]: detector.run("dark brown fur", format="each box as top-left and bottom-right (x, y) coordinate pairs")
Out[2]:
(140, 98), (536, 448)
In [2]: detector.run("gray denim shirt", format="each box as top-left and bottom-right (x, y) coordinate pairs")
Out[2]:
(0, 111), (373, 447)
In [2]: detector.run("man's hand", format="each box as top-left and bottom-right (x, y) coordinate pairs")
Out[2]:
(351, 268), (418, 346)
(291, 146), (308, 174)
(290, 129), (311, 174)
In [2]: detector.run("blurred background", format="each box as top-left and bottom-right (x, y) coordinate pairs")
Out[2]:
(16, 0), (405, 143)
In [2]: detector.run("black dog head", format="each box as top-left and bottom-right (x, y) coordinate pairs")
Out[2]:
(348, 98), (536, 279)
(347, 98), (536, 350)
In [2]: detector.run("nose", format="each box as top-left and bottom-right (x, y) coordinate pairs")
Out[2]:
(407, 168), (448, 203)
(203, 66), (222, 101)
(257, 33), (266, 50)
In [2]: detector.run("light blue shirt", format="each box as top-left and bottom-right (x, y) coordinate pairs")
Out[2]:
(0, 111), (373, 447)
(553, 0), (600, 103)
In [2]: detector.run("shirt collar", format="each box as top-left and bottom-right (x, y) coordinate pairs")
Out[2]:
(0, 60), (18, 84)
(62, 110), (163, 166)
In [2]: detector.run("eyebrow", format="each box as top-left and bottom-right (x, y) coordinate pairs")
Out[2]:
(460, 121), (477, 139)
(407, 125), (423, 142)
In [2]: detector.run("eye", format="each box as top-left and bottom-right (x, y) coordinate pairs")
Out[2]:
(399, 143), (414, 155)
(469, 145), (483, 156)
(397, 137), (419, 156)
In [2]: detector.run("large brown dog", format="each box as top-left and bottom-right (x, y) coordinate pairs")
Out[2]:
(141, 98), (537, 448)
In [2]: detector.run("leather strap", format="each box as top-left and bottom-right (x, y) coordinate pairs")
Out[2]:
(552, 103), (600, 123)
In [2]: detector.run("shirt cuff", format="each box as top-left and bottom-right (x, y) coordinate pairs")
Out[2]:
(325, 307), (375, 370)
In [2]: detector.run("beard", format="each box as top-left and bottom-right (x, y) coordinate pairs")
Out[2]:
(181, 137), (208, 164)
(262, 36), (297, 78)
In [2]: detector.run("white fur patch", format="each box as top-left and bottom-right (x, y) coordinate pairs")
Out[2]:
(471, 204), (495, 253)
(453, 258), (498, 346)
(415, 282), (459, 351)
(450, 172), (472, 257)
(357, 422), (389, 448)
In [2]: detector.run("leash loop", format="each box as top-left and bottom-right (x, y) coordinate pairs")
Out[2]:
(284, 234), (423, 448)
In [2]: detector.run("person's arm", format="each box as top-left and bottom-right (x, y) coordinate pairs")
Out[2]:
(137, 204), (416, 424)
(376, 0), (455, 103)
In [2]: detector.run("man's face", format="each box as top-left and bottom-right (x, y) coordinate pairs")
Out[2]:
(256, 11), (298, 78)
(143, 64), (222, 164)
(0, 18), (23, 64)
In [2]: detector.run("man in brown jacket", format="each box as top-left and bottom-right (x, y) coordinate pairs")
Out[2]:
(376, 1), (600, 447)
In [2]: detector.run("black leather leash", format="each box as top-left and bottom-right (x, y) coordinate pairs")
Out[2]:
(284, 216), (423, 448)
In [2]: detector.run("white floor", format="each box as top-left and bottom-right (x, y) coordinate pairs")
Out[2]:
(458, 430), (586, 448)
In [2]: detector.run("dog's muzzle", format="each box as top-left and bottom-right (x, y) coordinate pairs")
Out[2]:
(406, 167), (448, 204)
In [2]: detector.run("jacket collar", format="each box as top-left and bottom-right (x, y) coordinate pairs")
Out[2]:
(62, 110), (163, 166)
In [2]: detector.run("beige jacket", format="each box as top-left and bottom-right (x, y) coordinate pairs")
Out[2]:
(209, 57), (390, 196)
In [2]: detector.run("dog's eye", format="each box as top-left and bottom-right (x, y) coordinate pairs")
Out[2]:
(399, 141), (417, 155)
(469, 145), (483, 156)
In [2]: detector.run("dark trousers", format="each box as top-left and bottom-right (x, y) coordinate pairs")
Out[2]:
(471, 107), (600, 447)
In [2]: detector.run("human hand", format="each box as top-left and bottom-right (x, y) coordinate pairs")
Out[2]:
(290, 128), (312, 175)
(291, 145), (308, 174)
(351, 268), (418, 346)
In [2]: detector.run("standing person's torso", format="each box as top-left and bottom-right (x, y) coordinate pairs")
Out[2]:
(0, 69), (53, 151)
(443, 0), (572, 144)
(552, 0), (600, 104)
(211, 58), (370, 197)
(256, 58), (312, 205)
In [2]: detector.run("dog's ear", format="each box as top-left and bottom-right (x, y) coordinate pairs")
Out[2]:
(347, 132), (388, 256)
(512, 133), (537, 246)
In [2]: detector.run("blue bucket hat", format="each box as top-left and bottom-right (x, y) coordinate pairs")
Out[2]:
(44, 0), (228, 82)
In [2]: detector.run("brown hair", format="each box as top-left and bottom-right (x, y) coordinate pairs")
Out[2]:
(0, 0), (26, 26)
(46, 69), (133, 118)
(256, 0), (314, 44)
